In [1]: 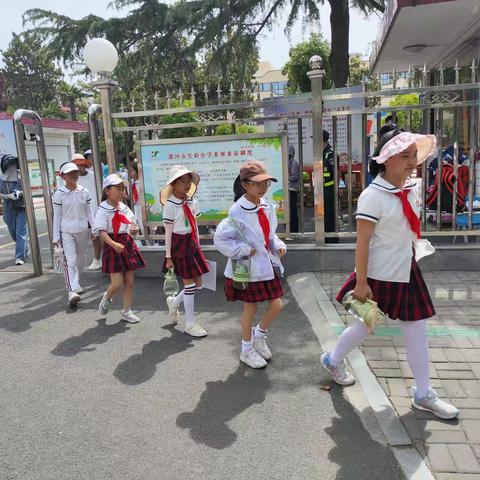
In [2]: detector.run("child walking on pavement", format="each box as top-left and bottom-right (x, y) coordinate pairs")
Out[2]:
(214, 160), (286, 369)
(94, 174), (146, 323)
(161, 165), (209, 338)
(53, 162), (95, 306)
(321, 127), (459, 420)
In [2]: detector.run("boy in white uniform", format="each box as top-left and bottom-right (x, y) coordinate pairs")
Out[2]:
(53, 162), (94, 306)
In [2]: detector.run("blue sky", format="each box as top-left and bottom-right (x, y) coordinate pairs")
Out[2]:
(0, 1), (381, 71)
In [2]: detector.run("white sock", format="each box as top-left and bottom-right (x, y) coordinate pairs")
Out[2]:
(254, 325), (267, 339)
(183, 284), (197, 327)
(330, 320), (370, 366)
(400, 320), (430, 399)
(241, 339), (253, 353)
(172, 289), (185, 308)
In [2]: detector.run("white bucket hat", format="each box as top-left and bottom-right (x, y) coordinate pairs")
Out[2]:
(60, 162), (79, 175)
(102, 173), (124, 189)
(372, 131), (436, 165)
(160, 165), (200, 206)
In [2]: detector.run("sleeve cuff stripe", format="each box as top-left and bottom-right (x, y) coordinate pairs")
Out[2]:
(356, 213), (379, 222)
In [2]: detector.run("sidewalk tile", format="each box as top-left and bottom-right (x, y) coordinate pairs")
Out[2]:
(463, 420), (480, 444)
(430, 349), (448, 362)
(470, 364), (480, 379)
(379, 347), (398, 360)
(427, 443), (456, 472)
(441, 380), (467, 398)
(438, 371), (475, 380)
(390, 396), (412, 408)
(437, 472), (480, 479)
(460, 410), (480, 420)
(373, 368), (403, 378)
(459, 380), (480, 398)
(421, 420), (463, 432)
(363, 347), (382, 361)
(368, 360), (400, 369)
(448, 444), (480, 473)
(435, 363), (471, 371)
(455, 399), (480, 409)
(425, 431), (467, 444)
(387, 378), (409, 397)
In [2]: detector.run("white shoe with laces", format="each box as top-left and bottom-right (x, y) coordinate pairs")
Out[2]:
(68, 291), (81, 306)
(15, 259), (25, 266)
(121, 309), (140, 324)
(240, 348), (267, 369)
(184, 323), (207, 337)
(252, 328), (272, 360)
(98, 293), (112, 315)
(87, 258), (102, 271)
(412, 387), (459, 420)
(321, 352), (355, 386)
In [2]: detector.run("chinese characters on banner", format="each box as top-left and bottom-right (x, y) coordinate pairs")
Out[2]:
(140, 135), (286, 223)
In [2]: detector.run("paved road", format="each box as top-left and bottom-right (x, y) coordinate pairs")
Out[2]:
(0, 269), (405, 480)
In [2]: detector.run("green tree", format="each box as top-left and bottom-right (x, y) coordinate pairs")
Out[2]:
(389, 94), (423, 133)
(1, 32), (63, 113)
(282, 34), (332, 93)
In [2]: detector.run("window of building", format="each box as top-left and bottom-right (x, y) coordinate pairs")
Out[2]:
(380, 73), (391, 86)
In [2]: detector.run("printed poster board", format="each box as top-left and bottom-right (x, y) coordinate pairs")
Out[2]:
(138, 133), (288, 227)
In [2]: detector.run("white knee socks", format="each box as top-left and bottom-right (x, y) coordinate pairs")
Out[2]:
(400, 320), (430, 398)
(173, 285), (202, 309)
(330, 320), (370, 365)
(183, 284), (197, 327)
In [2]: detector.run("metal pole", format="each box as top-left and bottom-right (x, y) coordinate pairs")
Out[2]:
(452, 108), (458, 231)
(297, 118), (305, 234)
(307, 55), (325, 245)
(94, 79), (118, 174)
(13, 111), (42, 275)
(88, 103), (104, 206)
(436, 109), (443, 230)
(347, 115), (353, 233)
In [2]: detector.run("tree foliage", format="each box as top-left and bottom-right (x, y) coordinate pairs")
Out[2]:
(389, 94), (423, 133)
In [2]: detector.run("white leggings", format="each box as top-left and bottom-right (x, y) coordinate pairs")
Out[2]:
(330, 319), (430, 398)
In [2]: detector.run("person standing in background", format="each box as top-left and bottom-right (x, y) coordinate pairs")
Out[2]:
(287, 145), (300, 234)
(322, 130), (338, 243)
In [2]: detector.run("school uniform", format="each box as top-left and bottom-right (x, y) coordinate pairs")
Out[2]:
(131, 179), (144, 233)
(93, 201), (146, 274)
(77, 171), (99, 213)
(214, 195), (286, 303)
(162, 195), (209, 278)
(53, 185), (94, 292)
(336, 175), (435, 321)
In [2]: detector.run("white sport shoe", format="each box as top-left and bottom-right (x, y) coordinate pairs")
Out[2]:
(412, 387), (459, 420)
(75, 286), (84, 294)
(253, 329), (272, 360)
(240, 348), (267, 369)
(87, 258), (102, 271)
(15, 258), (25, 266)
(166, 295), (181, 324)
(321, 352), (355, 386)
(184, 323), (207, 338)
(121, 309), (140, 324)
(98, 293), (112, 315)
(68, 291), (81, 306)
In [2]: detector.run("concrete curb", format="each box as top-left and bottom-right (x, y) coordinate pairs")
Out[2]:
(288, 272), (435, 480)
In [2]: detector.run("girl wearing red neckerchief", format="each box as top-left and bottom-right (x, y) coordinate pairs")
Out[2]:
(322, 127), (459, 420)
(161, 165), (210, 338)
(214, 160), (287, 369)
(93, 174), (146, 324)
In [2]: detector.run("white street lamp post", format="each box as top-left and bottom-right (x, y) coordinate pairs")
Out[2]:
(84, 38), (119, 175)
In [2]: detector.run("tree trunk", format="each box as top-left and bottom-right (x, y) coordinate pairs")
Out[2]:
(328, 0), (350, 88)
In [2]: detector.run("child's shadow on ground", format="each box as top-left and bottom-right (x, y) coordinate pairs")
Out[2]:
(51, 319), (130, 356)
(114, 324), (195, 385)
(176, 365), (271, 449)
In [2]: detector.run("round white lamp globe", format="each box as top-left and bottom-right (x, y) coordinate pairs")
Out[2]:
(83, 38), (119, 75)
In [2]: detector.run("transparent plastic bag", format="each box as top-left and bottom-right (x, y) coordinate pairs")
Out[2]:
(232, 255), (251, 290)
(53, 246), (64, 274)
(163, 268), (179, 296)
(341, 291), (386, 334)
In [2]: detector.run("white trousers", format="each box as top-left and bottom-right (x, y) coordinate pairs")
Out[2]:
(61, 230), (90, 292)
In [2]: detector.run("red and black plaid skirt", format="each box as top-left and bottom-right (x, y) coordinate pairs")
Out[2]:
(162, 232), (209, 279)
(336, 258), (435, 321)
(102, 233), (147, 274)
(224, 277), (284, 303)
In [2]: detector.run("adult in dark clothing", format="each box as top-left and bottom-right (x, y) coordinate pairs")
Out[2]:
(288, 145), (300, 233)
(322, 130), (338, 243)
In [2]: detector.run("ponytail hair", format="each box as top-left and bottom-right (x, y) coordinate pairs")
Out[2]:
(233, 175), (245, 202)
(370, 126), (405, 177)
(101, 187), (109, 202)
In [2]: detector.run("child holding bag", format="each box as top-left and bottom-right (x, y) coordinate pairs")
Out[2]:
(214, 160), (286, 369)
(94, 174), (146, 323)
(161, 165), (209, 338)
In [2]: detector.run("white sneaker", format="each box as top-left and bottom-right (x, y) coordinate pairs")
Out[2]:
(253, 329), (272, 360)
(98, 293), (112, 315)
(87, 258), (102, 270)
(75, 286), (84, 294)
(166, 295), (180, 324)
(412, 387), (459, 420)
(321, 352), (355, 386)
(184, 323), (207, 337)
(68, 291), (81, 306)
(15, 259), (24, 266)
(121, 309), (140, 324)
(240, 348), (267, 369)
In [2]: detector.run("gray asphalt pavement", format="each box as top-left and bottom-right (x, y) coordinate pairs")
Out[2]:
(0, 264), (405, 480)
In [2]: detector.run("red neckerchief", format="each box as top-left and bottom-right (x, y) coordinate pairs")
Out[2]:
(132, 182), (139, 204)
(394, 190), (421, 239)
(257, 207), (270, 250)
(182, 202), (199, 246)
(112, 209), (131, 239)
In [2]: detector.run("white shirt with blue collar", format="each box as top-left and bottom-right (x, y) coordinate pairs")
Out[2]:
(162, 195), (200, 235)
(214, 195), (286, 282)
(356, 175), (421, 283)
(93, 200), (136, 236)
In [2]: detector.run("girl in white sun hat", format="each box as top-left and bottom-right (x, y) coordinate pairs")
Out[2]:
(321, 127), (459, 420)
(93, 174), (146, 323)
(161, 165), (209, 338)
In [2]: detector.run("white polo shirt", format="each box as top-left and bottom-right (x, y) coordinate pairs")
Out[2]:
(356, 175), (419, 283)
(52, 185), (94, 242)
(77, 171), (99, 212)
(93, 201), (136, 236)
(162, 195), (200, 234)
